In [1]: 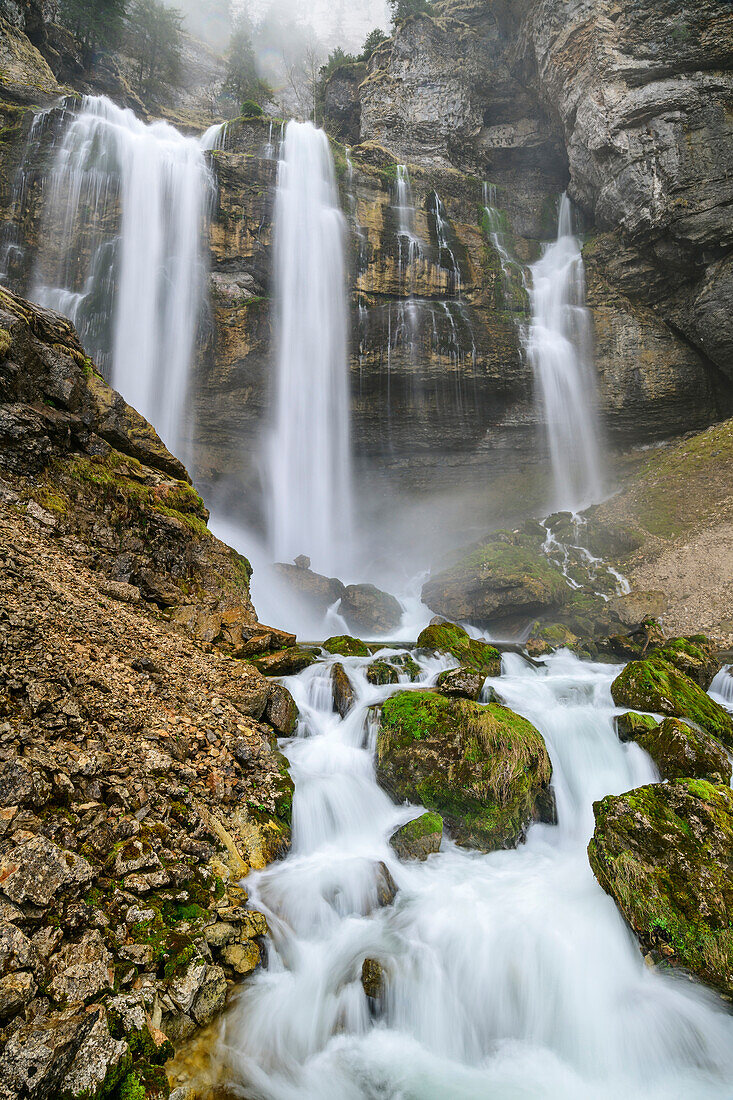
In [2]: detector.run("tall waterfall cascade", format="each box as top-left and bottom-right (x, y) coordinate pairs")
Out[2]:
(267, 120), (353, 576)
(30, 95), (215, 454)
(525, 195), (603, 512)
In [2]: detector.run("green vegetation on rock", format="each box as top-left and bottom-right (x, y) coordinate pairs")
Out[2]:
(377, 691), (553, 851)
(366, 660), (399, 686)
(611, 655), (733, 749)
(323, 635), (369, 657)
(390, 811), (443, 861)
(650, 636), (720, 690)
(416, 621), (500, 676)
(588, 780), (733, 999)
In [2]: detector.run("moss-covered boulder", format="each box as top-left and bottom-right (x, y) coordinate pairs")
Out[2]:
(323, 635), (369, 657)
(651, 636), (721, 690)
(588, 780), (733, 999)
(389, 653), (422, 681)
(615, 711), (658, 741)
(421, 533), (570, 629)
(611, 656), (733, 749)
(389, 812), (443, 861)
(625, 717), (731, 785)
(366, 660), (399, 686)
(436, 666), (485, 700)
(376, 691), (554, 851)
(416, 621), (501, 677)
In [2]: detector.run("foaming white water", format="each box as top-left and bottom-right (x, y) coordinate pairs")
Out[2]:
(267, 121), (353, 577)
(30, 95), (215, 453)
(710, 665), (733, 710)
(216, 648), (733, 1098)
(525, 195), (603, 513)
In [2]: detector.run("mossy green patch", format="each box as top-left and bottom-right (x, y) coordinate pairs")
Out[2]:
(611, 656), (733, 749)
(589, 779), (733, 998)
(377, 691), (553, 851)
(416, 621), (500, 676)
(323, 635), (369, 657)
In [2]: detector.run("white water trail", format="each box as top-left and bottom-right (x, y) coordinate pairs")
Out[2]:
(710, 665), (733, 710)
(216, 649), (733, 1099)
(525, 195), (603, 513)
(266, 121), (353, 577)
(30, 95), (215, 454)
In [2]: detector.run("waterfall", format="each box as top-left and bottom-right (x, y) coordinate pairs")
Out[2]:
(30, 95), (215, 455)
(213, 648), (733, 1098)
(525, 195), (602, 512)
(267, 120), (352, 576)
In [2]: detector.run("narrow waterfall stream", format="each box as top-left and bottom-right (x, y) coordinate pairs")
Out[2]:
(267, 121), (353, 576)
(215, 650), (733, 1099)
(525, 196), (603, 513)
(30, 95), (215, 454)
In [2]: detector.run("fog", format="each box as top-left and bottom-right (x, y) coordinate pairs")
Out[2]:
(168, 0), (391, 53)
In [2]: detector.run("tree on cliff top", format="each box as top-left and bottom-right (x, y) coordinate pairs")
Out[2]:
(388, 0), (433, 26)
(59, 0), (127, 62)
(224, 11), (272, 108)
(127, 0), (185, 98)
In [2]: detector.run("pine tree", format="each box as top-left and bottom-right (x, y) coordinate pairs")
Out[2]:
(126, 0), (185, 98)
(58, 0), (127, 64)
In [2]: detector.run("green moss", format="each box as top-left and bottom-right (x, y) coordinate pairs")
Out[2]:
(589, 779), (733, 998)
(323, 635), (369, 657)
(366, 660), (399, 686)
(416, 621), (501, 676)
(116, 1074), (146, 1100)
(399, 811), (443, 839)
(377, 691), (553, 851)
(611, 656), (733, 749)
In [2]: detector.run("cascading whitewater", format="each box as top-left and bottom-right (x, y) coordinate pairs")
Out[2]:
(214, 648), (733, 1098)
(30, 95), (215, 454)
(267, 120), (353, 576)
(525, 195), (603, 512)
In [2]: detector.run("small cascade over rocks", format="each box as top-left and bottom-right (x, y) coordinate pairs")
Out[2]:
(525, 195), (603, 513)
(267, 120), (353, 577)
(212, 647), (733, 1098)
(28, 95), (215, 455)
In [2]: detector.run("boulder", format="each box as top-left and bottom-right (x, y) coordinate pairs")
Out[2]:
(374, 861), (398, 908)
(389, 812), (443, 861)
(264, 682), (299, 735)
(422, 535), (569, 629)
(417, 621), (500, 677)
(588, 780), (733, 999)
(0, 835), (93, 907)
(331, 662), (355, 719)
(436, 666), (485, 700)
(366, 660), (399, 686)
(0, 971), (36, 1023)
(272, 562), (345, 615)
(615, 712), (658, 742)
(323, 635), (369, 657)
(339, 584), (403, 636)
(0, 1007), (99, 1100)
(250, 647), (318, 676)
(389, 653), (422, 682)
(376, 691), (554, 851)
(48, 930), (113, 1003)
(61, 1008), (128, 1100)
(622, 716), (731, 786)
(221, 940), (260, 975)
(651, 636), (721, 690)
(607, 590), (667, 628)
(611, 656), (733, 749)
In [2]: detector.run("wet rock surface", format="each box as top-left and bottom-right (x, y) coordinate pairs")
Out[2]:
(589, 779), (733, 1000)
(611, 652), (733, 748)
(417, 621), (501, 676)
(389, 812), (443, 862)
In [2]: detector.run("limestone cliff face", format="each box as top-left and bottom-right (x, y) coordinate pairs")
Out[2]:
(519, 0), (733, 382)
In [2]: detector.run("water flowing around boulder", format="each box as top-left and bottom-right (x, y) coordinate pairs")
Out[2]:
(267, 120), (353, 577)
(30, 95), (215, 455)
(525, 195), (603, 512)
